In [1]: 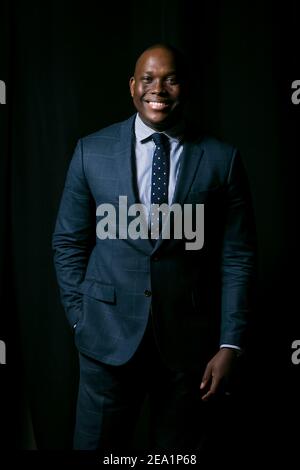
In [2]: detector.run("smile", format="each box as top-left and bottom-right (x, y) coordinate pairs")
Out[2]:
(146, 101), (170, 110)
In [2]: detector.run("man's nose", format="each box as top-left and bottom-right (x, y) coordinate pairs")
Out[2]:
(151, 79), (166, 94)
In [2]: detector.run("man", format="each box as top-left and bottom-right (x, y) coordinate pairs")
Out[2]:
(52, 44), (257, 452)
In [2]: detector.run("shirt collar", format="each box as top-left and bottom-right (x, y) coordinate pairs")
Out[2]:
(134, 113), (184, 144)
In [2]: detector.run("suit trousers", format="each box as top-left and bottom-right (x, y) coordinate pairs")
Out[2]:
(73, 311), (216, 452)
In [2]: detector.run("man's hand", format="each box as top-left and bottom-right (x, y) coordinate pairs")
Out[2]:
(200, 348), (238, 401)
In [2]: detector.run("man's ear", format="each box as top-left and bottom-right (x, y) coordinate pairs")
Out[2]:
(129, 77), (135, 97)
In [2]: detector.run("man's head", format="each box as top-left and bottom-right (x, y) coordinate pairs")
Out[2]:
(129, 44), (188, 131)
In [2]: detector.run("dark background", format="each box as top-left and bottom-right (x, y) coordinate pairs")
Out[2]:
(0, 0), (299, 462)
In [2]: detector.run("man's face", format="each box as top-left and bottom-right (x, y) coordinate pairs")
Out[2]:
(129, 47), (185, 131)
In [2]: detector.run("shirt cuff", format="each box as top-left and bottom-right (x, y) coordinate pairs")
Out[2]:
(220, 344), (241, 350)
(220, 344), (243, 356)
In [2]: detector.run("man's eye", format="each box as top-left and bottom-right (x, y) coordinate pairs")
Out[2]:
(166, 77), (178, 85)
(142, 76), (152, 82)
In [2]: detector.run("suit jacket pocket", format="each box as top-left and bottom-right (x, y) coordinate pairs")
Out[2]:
(78, 279), (115, 303)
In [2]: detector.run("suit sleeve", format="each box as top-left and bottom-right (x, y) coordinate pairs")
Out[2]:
(52, 140), (95, 328)
(220, 149), (257, 348)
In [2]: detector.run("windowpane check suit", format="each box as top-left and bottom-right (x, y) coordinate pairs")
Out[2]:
(52, 114), (256, 450)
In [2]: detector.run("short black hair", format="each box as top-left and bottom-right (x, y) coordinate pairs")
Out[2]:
(134, 42), (189, 80)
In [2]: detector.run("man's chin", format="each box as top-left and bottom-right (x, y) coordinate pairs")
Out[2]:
(142, 112), (181, 131)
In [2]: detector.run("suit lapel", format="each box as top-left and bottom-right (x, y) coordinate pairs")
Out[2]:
(117, 115), (139, 207)
(117, 115), (153, 254)
(172, 140), (204, 205)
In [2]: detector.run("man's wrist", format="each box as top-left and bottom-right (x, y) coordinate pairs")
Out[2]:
(220, 344), (243, 357)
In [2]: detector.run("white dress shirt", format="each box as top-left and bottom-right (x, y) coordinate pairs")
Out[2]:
(134, 113), (183, 210)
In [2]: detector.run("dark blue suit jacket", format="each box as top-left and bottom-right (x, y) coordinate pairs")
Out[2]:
(52, 114), (257, 370)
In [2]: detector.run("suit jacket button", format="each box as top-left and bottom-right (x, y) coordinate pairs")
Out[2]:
(152, 256), (159, 261)
(144, 289), (152, 297)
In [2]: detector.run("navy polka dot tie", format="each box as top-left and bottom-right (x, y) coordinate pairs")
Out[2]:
(151, 132), (170, 238)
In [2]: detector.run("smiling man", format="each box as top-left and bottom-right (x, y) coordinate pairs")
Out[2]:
(129, 45), (185, 130)
(52, 44), (257, 453)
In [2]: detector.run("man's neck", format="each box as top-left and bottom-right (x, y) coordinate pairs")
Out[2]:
(136, 113), (185, 140)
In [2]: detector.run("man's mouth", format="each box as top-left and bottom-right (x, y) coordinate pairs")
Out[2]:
(145, 101), (170, 111)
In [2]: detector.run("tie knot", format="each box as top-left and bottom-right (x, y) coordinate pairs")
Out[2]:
(151, 132), (169, 150)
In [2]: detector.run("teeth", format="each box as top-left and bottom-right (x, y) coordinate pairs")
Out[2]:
(148, 102), (168, 110)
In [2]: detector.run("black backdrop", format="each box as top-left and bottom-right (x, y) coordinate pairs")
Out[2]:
(0, 0), (299, 461)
